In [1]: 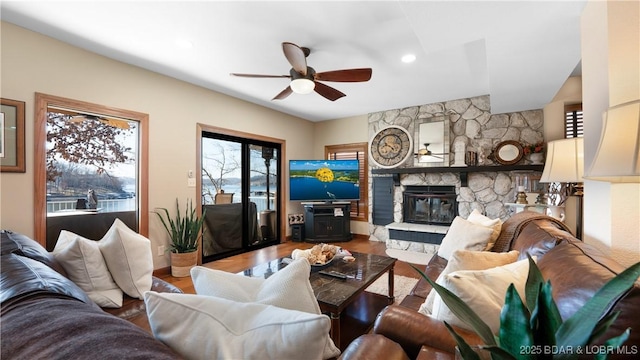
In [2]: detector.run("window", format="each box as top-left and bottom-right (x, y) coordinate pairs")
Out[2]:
(565, 104), (583, 138)
(325, 143), (368, 222)
(34, 93), (148, 250)
(198, 124), (284, 262)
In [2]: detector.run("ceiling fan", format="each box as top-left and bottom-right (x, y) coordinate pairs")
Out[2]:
(415, 143), (445, 159)
(231, 42), (372, 101)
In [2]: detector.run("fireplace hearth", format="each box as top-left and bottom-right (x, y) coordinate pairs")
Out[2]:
(403, 185), (457, 225)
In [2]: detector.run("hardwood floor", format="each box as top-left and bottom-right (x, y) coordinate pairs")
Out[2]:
(158, 236), (422, 294)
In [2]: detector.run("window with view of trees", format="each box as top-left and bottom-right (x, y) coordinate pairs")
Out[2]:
(199, 125), (283, 262)
(325, 143), (368, 222)
(46, 110), (138, 212)
(34, 93), (148, 250)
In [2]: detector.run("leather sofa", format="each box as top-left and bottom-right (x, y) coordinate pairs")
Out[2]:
(1, 230), (183, 359)
(340, 212), (640, 360)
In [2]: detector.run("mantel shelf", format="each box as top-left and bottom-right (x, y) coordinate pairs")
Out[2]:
(371, 164), (545, 186)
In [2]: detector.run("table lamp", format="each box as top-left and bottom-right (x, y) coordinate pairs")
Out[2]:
(585, 99), (640, 183)
(540, 137), (584, 239)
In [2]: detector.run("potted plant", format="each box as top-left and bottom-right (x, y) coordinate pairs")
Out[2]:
(155, 199), (206, 277)
(523, 142), (545, 165)
(412, 257), (640, 360)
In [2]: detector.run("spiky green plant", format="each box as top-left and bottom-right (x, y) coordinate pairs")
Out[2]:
(412, 256), (640, 360)
(154, 199), (206, 253)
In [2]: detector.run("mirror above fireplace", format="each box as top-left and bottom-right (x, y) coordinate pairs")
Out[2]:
(414, 114), (450, 167)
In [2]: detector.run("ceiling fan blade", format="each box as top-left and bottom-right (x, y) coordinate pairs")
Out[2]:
(314, 82), (346, 101)
(272, 86), (293, 100)
(230, 73), (290, 78)
(282, 42), (307, 76)
(314, 68), (372, 82)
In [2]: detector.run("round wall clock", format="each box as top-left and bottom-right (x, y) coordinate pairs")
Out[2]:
(369, 125), (413, 168)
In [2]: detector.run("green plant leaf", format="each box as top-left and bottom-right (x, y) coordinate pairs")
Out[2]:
(154, 198), (204, 253)
(555, 262), (640, 352)
(411, 264), (496, 346)
(498, 284), (534, 360)
(483, 345), (517, 360)
(530, 280), (562, 352)
(593, 327), (630, 360)
(443, 322), (481, 360)
(589, 311), (620, 344)
(524, 254), (544, 312)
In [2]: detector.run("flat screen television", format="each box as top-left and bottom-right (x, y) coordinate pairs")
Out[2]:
(289, 159), (360, 202)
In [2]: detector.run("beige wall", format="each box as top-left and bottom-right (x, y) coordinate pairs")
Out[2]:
(313, 114), (369, 235)
(0, 22), (316, 269)
(581, 0), (640, 267)
(543, 76), (582, 142)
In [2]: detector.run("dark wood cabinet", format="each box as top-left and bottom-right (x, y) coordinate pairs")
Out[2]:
(303, 203), (352, 242)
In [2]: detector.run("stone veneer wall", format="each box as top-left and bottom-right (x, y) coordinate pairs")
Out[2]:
(368, 95), (544, 245)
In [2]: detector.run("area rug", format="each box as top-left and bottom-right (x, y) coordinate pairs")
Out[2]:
(365, 273), (419, 304)
(385, 248), (433, 266)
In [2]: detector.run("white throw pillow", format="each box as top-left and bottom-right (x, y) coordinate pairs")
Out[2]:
(53, 231), (123, 308)
(145, 292), (332, 360)
(99, 219), (153, 299)
(431, 257), (532, 334)
(437, 217), (495, 260)
(418, 249), (519, 316)
(191, 259), (340, 359)
(466, 209), (503, 250)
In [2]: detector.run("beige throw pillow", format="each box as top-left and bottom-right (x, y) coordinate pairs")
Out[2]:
(191, 258), (340, 359)
(145, 292), (332, 360)
(418, 249), (519, 316)
(431, 257), (532, 334)
(467, 209), (503, 250)
(437, 217), (495, 260)
(98, 219), (153, 299)
(53, 231), (123, 308)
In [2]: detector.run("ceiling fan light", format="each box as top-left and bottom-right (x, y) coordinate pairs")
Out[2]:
(290, 78), (315, 94)
(401, 54), (416, 63)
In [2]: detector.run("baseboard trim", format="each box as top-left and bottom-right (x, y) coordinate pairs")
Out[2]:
(153, 267), (171, 277)
(352, 233), (369, 241)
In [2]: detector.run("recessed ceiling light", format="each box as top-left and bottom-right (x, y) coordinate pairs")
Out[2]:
(401, 54), (416, 63)
(175, 38), (194, 49)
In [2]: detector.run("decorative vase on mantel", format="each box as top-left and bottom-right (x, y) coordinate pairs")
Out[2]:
(528, 152), (544, 165)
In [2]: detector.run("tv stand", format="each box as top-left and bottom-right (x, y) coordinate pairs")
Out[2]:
(303, 203), (352, 243)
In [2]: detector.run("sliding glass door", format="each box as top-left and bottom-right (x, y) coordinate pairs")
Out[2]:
(201, 131), (281, 262)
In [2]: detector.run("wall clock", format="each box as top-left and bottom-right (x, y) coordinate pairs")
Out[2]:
(370, 125), (413, 168)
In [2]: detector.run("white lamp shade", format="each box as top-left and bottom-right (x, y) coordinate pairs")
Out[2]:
(290, 78), (315, 94)
(586, 100), (640, 183)
(540, 137), (584, 183)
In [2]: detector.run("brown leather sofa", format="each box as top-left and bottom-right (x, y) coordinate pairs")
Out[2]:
(340, 212), (640, 360)
(1, 230), (183, 359)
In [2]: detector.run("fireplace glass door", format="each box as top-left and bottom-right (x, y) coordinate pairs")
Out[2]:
(403, 186), (456, 225)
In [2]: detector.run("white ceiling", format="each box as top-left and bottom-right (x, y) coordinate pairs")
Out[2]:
(1, 1), (586, 122)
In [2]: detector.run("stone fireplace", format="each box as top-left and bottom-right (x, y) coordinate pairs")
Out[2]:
(403, 185), (457, 226)
(368, 94), (544, 256)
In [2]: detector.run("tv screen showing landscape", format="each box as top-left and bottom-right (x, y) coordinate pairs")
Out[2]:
(289, 160), (360, 202)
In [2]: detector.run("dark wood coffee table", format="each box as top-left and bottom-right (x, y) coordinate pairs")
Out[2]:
(239, 251), (396, 350)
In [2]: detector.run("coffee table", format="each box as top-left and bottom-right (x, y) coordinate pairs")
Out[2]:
(240, 251), (396, 349)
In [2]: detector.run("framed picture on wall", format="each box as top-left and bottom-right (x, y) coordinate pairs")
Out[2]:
(0, 98), (26, 172)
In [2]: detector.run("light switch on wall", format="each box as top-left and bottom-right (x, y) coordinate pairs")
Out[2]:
(187, 178), (196, 187)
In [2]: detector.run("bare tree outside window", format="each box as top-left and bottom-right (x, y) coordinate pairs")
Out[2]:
(46, 112), (137, 213)
(201, 139), (241, 205)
